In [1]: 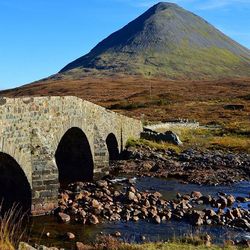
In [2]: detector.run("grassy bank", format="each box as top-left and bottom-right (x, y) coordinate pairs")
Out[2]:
(127, 121), (250, 153)
(118, 242), (244, 250)
(76, 235), (248, 250)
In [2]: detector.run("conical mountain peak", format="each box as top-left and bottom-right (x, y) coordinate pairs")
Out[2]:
(152, 2), (180, 11)
(59, 2), (250, 79)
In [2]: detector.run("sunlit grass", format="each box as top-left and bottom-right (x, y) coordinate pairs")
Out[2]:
(127, 120), (250, 153)
(126, 138), (181, 153)
(0, 205), (26, 250)
(92, 234), (241, 250)
(211, 136), (250, 153)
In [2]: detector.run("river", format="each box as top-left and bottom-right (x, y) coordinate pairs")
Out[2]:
(27, 177), (250, 249)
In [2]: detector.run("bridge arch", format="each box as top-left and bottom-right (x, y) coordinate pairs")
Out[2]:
(106, 133), (120, 162)
(0, 152), (32, 214)
(55, 127), (94, 188)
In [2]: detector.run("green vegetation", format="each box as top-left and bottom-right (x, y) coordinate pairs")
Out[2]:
(127, 242), (241, 250)
(126, 138), (181, 152)
(88, 234), (245, 250)
(137, 46), (246, 79)
(127, 121), (250, 153)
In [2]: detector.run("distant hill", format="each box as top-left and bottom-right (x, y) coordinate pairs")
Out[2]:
(59, 2), (250, 79)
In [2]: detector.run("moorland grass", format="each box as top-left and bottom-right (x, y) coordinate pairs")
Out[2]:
(0, 205), (26, 250)
(127, 121), (250, 153)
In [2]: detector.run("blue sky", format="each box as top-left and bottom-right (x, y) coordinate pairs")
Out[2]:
(0, 0), (249, 90)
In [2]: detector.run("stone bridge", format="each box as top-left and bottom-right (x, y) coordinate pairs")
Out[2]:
(0, 96), (142, 215)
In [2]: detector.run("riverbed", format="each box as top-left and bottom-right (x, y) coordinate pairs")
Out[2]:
(27, 178), (250, 249)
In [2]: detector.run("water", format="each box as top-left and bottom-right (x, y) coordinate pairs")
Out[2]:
(136, 177), (250, 210)
(27, 178), (250, 249)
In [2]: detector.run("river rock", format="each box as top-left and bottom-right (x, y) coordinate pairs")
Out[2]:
(123, 212), (131, 221)
(37, 246), (57, 250)
(182, 194), (191, 200)
(96, 180), (108, 188)
(18, 242), (37, 250)
(93, 191), (102, 199)
(82, 190), (91, 197)
(176, 193), (182, 199)
(226, 210), (235, 220)
(112, 231), (121, 237)
(227, 195), (235, 206)
(204, 209), (216, 218)
(141, 207), (149, 217)
(113, 190), (120, 197)
(230, 218), (250, 230)
(128, 191), (136, 201)
(236, 196), (249, 203)
(58, 212), (70, 223)
(60, 192), (69, 202)
(153, 191), (162, 198)
(110, 213), (121, 221)
(165, 211), (172, 220)
(129, 186), (136, 193)
(190, 210), (205, 226)
(216, 196), (227, 208)
(76, 242), (93, 250)
(91, 199), (100, 209)
(133, 216), (140, 222)
(232, 208), (242, 218)
(89, 214), (99, 224)
(75, 192), (84, 200)
(153, 215), (161, 224)
(191, 191), (202, 199)
(66, 232), (75, 240)
(79, 209), (87, 218)
(200, 195), (212, 204)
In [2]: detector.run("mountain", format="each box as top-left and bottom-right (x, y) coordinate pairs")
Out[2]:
(59, 2), (250, 79)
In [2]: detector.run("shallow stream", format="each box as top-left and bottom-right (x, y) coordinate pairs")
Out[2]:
(27, 178), (250, 249)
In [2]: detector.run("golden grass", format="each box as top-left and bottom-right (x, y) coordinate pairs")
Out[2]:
(130, 242), (240, 250)
(126, 138), (181, 152)
(92, 234), (243, 250)
(128, 122), (250, 153)
(211, 136), (250, 153)
(0, 205), (26, 250)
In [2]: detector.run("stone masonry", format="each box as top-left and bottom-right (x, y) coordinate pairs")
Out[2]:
(0, 96), (142, 215)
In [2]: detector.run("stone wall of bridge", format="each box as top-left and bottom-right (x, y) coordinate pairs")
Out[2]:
(0, 96), (142, 215)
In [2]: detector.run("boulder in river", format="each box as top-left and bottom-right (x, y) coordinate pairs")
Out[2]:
(153, 215), (161, 224)
(89, 214), (99, 225)
(66, 232), (75, 240)
(230, 218), (250, 230)
(58, 212), (70, 223)
(227, 195), (235, 206)
(190, 210), (205, 226)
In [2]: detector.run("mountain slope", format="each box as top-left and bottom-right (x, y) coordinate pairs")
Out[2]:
(59, 2), (250, 79)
